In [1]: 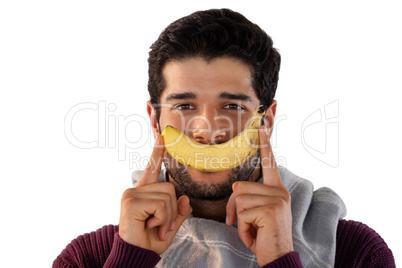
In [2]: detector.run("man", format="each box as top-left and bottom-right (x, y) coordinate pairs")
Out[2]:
(53, 9), (395, 267)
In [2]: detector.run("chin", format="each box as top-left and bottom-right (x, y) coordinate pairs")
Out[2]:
(186, 168), (231, 184)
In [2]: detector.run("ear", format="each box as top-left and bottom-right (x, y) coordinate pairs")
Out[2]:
(264, 100), (277, 139)
(147, 100), (160, 139)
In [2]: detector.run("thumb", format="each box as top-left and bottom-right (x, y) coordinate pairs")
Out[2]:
(173, 195), (192, 232)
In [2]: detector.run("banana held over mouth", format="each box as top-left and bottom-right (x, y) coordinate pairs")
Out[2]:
(161, 105), (266, 172)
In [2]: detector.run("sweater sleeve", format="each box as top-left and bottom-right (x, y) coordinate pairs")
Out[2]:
(260, 251), (303, 268)
(261, 219), (396, 268)
(104, 233), (161, 267)
(52, 225), (161, 268)
(335, 219), (395, 268)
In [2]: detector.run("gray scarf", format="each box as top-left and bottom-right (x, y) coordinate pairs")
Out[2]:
(132, 167), (346, 267)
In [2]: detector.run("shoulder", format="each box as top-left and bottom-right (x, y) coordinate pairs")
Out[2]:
(335, 219), (395, 268)
(53, 225), (118, 268)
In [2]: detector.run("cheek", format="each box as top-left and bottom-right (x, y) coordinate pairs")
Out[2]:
(226, 115), (254, 137)
(159, 112), (185, 132)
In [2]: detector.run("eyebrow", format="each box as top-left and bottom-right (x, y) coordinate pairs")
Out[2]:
(165, 92), (197, 101)
(218, 92), (252, 102)
(164, 91), (252, 102)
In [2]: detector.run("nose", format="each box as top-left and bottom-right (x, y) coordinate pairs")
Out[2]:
(189, 109), (228, 144)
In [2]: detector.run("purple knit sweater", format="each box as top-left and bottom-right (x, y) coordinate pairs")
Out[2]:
(53, 220), (395, 267)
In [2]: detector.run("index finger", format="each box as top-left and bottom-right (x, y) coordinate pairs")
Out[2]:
(137, 134), (165, 187)
(259, 124), (282, 187)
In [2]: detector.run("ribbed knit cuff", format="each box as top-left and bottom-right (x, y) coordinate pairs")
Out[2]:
(104, 233), (161, 268)
(261, 252), (303, 268)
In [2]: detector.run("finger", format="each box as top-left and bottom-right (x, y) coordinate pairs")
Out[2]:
(129, 182), (178, 217)
(237, 205), (271, 248)
(226, 181), (244, 226)
(259, 124), (282, 187)
(121, 192), (172, 241)
(238, 223), (253, 248)
(235, 194), (283, 216)
(145, 201), (171, 241)
(132, 182), (178, 229)
(237, 209), (258, 248)
(123, 195), (169, 238)
(226, 183), (239, 226)
(175, 195), (192, 227)
(230, 182), (286, 199)
(127, 192), (172, 237)
(124, 183), (178, 240)
(226, 182), (285, 226)
(165, 195), (192, 240)
(137, 134), (165, 187)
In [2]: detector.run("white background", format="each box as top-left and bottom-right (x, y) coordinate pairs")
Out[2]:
(1, 1), (401, 267)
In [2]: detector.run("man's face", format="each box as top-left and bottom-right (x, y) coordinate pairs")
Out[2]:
(148, 57), (265, 200)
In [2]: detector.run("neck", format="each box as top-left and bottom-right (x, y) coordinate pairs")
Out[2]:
(169, 166), (261, 222)
(189, 198), (228, 222)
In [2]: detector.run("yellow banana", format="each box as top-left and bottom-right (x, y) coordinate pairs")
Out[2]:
(162, 105), (265, 172)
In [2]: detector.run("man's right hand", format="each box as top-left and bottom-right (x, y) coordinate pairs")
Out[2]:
(118, 134), (192, 255)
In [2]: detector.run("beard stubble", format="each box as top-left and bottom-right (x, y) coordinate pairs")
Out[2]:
(163, 150), (260, 201)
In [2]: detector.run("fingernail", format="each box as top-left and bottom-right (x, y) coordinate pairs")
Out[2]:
(225, 215), (229, 225)
(170, 221), (176, 231)
(165, 232), (170, 240)
(232, 182), (239, 191)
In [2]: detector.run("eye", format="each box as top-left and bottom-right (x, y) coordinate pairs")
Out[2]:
(222, 103), (244, 110)
(174, 103), (196, 110)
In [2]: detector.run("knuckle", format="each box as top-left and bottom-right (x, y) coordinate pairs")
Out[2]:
(234, 195), (241, 205)
(164, 182), (176, 193)
(122, 188), (134, 199)
(237, 181), (245, 187)
(277, 197), (288, 209)
(236, 210), (246, 221)
(281, 189), (291, 202)
(122, 196), (138, 208)
(154, 199), (167, 210)
(262, 204), (278, 216)
(236, 181), (249, 190)
(160, 192), (172, 203)
(235, 194), (246, 205)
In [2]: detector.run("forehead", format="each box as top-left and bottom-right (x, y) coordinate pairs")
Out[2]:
(160, 57), (258, 101)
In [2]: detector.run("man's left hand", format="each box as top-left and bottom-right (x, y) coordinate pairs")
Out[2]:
(226, 124), (294, 266)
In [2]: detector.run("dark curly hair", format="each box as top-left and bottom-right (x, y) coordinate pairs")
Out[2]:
(148, 8), (281, 120)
